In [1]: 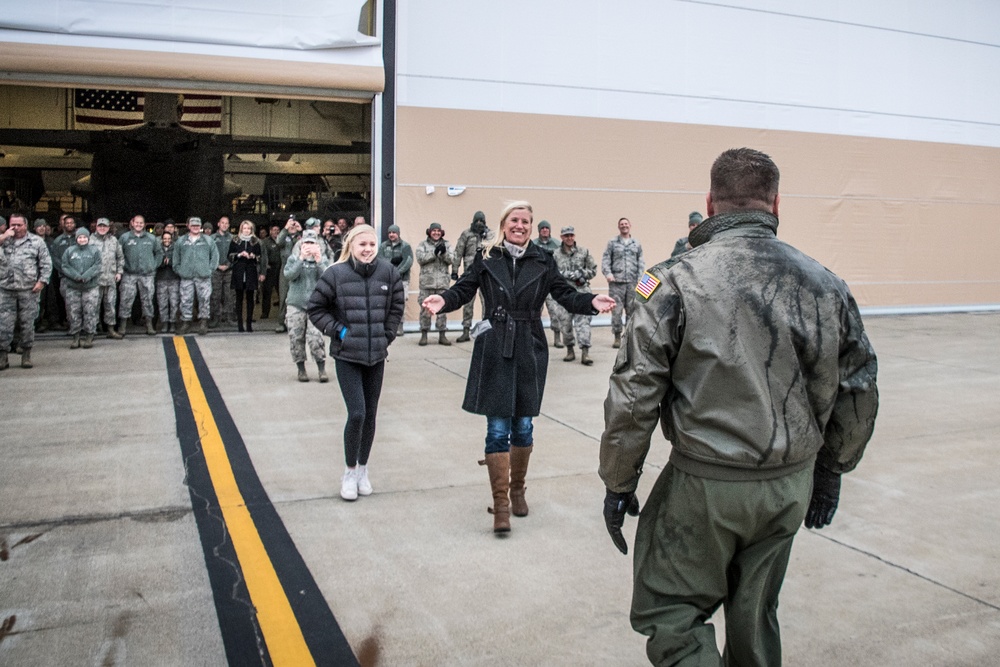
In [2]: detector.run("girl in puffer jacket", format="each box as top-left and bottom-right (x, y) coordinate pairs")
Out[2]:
(307, 224), (405, 501)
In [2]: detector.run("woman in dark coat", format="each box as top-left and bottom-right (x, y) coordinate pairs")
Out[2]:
(228, 219), (266, 332)
(423, 201), (615, 533)
(308, 224), (405, 502)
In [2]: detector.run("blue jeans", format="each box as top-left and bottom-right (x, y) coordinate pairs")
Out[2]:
(485, 416), (534, 454)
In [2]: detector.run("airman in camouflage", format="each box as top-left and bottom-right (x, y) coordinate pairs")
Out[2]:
(284, 230), (332, 382)
(601, 217), (645, 349)
(532, 220), (563, 347)
(453, 211), (494, 342)
(209, 215), (235, 327)
(173, 217), (219, 335)
(553, 226), (598, 366)
(89, 217), (125, 338)
(379, 224), (414, 336)
(274, 216), (302, 332)
(119, 214), (163, 335)
(0, 213), (52, 369)
(60, 227), (102, 349)
(415, 222), (455, 345)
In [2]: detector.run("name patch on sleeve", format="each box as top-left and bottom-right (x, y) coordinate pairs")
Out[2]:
(635, 271), (661, 299)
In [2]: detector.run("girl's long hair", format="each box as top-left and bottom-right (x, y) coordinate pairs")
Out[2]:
(336, 224), (379, 263)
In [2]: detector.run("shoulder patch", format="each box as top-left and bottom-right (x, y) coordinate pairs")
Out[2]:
(635, 271), (661, 299)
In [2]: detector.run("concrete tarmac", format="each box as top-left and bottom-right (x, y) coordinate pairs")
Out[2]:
(1, 313), (998, 665)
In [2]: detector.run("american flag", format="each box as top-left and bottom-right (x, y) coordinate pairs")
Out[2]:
(74, 89), (145, 129)
(635, 271), (661, 299)
(179, 94), (222, 132)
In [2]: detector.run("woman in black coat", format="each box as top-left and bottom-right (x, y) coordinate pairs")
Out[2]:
(228, 219), (266, 332)
(423, 201), (615, 533)
(307, 224), (405, 502)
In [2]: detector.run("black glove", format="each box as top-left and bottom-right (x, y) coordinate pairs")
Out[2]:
(603, 489), (640, 555)
(805, 464), (841, 529)
(434, 242), (447, 256)
(390, 256), (403, 266)
(451, 272), (459, 281)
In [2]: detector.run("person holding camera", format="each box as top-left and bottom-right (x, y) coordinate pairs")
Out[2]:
(378, 224), (413, 336)
(284, 230), (332, 382)
(415, 222), (454, 346)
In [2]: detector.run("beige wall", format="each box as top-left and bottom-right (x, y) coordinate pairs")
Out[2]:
(395, 106), (1000, 316)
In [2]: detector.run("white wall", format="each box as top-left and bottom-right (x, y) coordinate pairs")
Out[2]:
(397, 0), (1000, 147)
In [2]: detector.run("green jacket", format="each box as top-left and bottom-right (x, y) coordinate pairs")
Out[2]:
(378, 238), (414, 281)
(120, 231), (163, 275)
(60, 244), (102, 290)
(213, 231), (233, 270)
(553, 243), (597, 293)
(599, 210), (879, 492)
(50, 232), (75, 274)
(172, 234), (220, 279)
(283, 255), (333, 310)
(0, 232), (52, 290)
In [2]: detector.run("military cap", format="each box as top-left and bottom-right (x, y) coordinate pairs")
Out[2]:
(560, 226), (575, 236)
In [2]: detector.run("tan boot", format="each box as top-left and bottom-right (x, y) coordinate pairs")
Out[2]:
(563, 344), (575, 362)
(438, 331), (451, 346)
(613, 333), (621, 349)
(117, 317), (128, 337)
(82, 334), (94, 349)
(297, 362), (309, 382)
(455, 326), (471, 343)
(178, 320), (191, 335)
(581, 347), (593, 366)
(145, 317), (156, 335)
(484, 452), (511, 533)
(198, 318), (209, 335)
(0, 350), (7, 370)
(317, 361), (329, 383)
(553, 330), (564, 348)
(106, 325), (123, 340)
(70, 334), (81, 349)
(510, 445), (533, 517)
(419, 330), (428, 346)
(20, 347), (33, 368)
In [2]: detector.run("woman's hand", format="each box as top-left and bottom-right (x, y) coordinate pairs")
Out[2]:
(591, 294), (616, 313)
(422, 294), (445, 315)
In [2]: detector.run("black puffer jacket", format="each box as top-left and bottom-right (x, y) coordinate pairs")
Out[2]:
(307, 257), (405, 366)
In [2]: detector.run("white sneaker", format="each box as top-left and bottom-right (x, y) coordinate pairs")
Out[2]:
(356, 465), (373, 496)
(340, 467), (358, 501)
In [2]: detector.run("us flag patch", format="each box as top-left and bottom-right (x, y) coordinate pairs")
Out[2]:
(635, 271), (661, 299)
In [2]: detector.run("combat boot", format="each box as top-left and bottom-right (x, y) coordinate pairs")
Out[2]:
(0, 350), (8, 370)
(456, 326), (471, 343)
(145, 317), (155, 335)
(438, 331), (452, 346)
(117, 317), (128, 336)
(563, 344), (576, 362)
(483, 452), (511, 533)
(419, 330), (429, 346)
(178, 320), (191, 335)
(581, 347), (593, 366)
(553, 330), (564, 348)
(82, 334), (94, 349)
(317, 361), (329, 383)
(198, 319), (208, 335)
(397, 321), (405, 336)
(20, 348), (32, 368)
(296, 361), (309, 382)
(510, 445), (533, 517)
(613, 333), (621, 349)
(106, 325), (123, 340)
(70, 334), (81, 349)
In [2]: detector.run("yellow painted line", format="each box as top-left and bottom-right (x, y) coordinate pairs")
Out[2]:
(174, 337), (315, 666)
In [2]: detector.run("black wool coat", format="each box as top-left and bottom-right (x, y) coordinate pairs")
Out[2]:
(228, 237), (263, 290)
(307, 257), (405, 366)
(441, 242), (597, 417)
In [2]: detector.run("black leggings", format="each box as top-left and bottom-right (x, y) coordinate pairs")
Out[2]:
(335, 358), (386, 467)
(235, 288), (255, 325)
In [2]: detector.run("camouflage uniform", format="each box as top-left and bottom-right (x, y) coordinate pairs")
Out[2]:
(283, 253), (332, 363)
(173, 233), (219, 322)
(415, 233), (455, 332)
(275, 228), (302, 327)
(118, 230), (163, 321)
(601, 235), (644, 336)
(61, 242), (102, 336)
(553, 242), (597, 348)
(453, 215), (493, 328)
(89, 229), (124, 327)
(210, 229), (235, 324)
(379, 231), (414, 331)
(533, 229), (561, 333)
(0, 231), (52, 352)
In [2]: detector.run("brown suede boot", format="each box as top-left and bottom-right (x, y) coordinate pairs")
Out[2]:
(438, 331), (451, 346)
(553, 330), (564, 348)
(563, 344), (575, 362)
(510, 445), (533, 517)
(580, 347), (593, 366)
(20, 348), (33, 368)
(419, 330), (428, 346)
(484, 452), (511, 533)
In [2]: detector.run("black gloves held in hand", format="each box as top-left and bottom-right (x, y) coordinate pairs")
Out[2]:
(451, 272), (459, 281)
(805, 464), (842, 529)
(604, 489), (640, 555)
(434, 242), (447, 256)
(390, 255), (403, 266)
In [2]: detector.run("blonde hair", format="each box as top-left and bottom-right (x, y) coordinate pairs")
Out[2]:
(336, 224), (379, 263)
(481, 200), (533, 256)
(239, 219), (257, 236)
